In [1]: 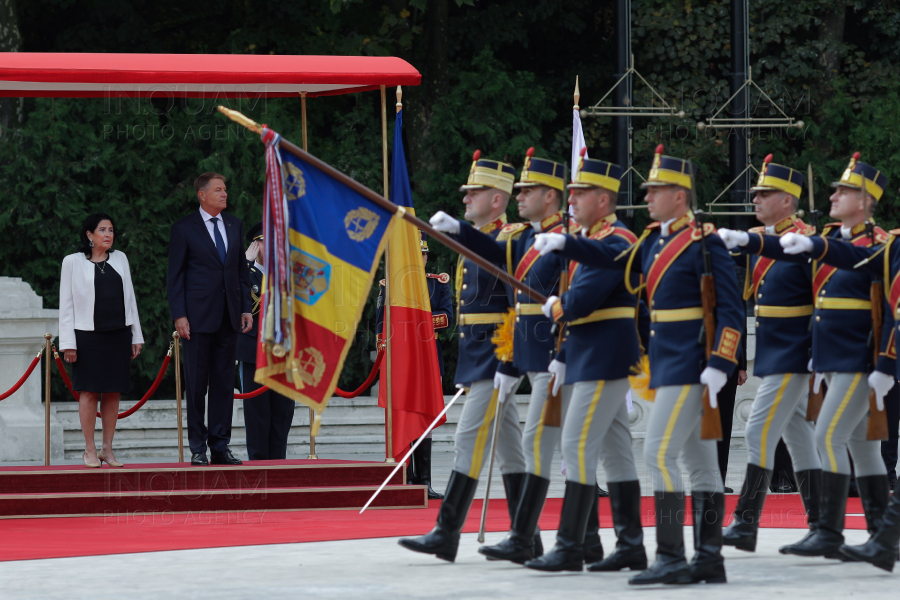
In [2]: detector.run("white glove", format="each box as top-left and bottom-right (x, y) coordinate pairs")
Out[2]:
(245, 240), (260, 262)
(780, 232), (814, 255)
(429, 210), (461, 235)
(813, 372), (825, 394)
(534, 232), (567, 257)
(493, 371), (518, 401)
(542, 295), (559, 319)
(717, 228), (749, 250)
(807, 358), (814, 372)
(548, 359), (566, 396)
(700, 366), (727, 409)
(868, 370), (895, 412)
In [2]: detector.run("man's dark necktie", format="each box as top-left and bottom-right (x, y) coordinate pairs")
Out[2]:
(210, 217), (227, 264)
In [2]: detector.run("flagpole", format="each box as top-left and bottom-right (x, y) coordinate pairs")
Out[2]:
(300, 92), (318, 460)
(381, 84), (396, 463)
(216, 106), (548, 304)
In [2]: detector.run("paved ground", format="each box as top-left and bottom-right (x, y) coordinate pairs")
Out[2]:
(0, 526), (893, 599)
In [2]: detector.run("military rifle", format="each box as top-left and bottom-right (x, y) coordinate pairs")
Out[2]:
(864, 171), (889, 440)
(692, 172), (724, 441)
(805, 163), (825, 421)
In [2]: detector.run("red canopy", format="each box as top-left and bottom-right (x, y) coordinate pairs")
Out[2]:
(0, 53), (420, 98)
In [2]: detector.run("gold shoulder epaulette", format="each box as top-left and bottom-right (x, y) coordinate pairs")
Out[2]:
(795, 220), (817, 236)
(644, 221), (660, 230)
(822, 221), (841, 233)
(874, 226), (890, 244)
(427, 272), (451, 284)
(692, 222), (716, 240)
(569, 222), (583, 234)
(497, 222), (527, 241)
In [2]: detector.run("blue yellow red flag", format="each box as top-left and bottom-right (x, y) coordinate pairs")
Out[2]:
(255, 127), (396, 418)
(378, 108), (446, 461)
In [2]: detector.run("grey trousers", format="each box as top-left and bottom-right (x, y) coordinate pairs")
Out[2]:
(561, 378), (637, 485)
(745, 373), (820, 472)
(816, 372), (887, 477)
(521, 371), (572, 478)
(453, 378), (527, 477)
(644, 384), (723, 494)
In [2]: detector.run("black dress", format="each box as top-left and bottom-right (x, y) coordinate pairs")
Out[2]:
(72, 258), (132, 393)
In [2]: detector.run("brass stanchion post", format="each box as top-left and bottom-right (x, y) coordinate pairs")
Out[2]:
(43, 333), (51, 466)
(381, 84), (395, 463)
(173, 331), (184, 463)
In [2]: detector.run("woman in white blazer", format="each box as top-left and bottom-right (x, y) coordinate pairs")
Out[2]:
(59, 213), (143, 468)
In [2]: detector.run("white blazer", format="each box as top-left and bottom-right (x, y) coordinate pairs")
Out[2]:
(58, 251), (144, 351)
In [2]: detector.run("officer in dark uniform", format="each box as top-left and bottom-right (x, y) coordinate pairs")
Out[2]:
(523, 154), (648, 573)
(237, 222), (296, 460)
(714, 156), (823, 553)
(431, 148), (581, 566)
(398, 152), (528, 563)
(536, 145), (745, 585)
(375, 233), (454, 499)
(726, 153), (894, 562)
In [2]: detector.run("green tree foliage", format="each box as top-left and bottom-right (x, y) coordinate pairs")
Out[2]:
(2, 0), (899, 399)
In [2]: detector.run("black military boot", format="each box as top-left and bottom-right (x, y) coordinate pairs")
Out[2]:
(840, 491), (900, 571)
(482, 473), (526, 562)
(689, 491), (726, 583)
(779, 471), (849, 556)
(478, 474), (550, 564)
(524, 481), (595, 572)
(398, 470), (478, 562)
(722, 464), (772, 552)
(837, 474), (894, 563)
(416, 438), (444, 500)
(582, 493), (604, 563)
(588, 480), (647, 571)
(629, 492), (692, 585)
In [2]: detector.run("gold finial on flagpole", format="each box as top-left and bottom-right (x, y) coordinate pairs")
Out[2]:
(217, 106), (262, 134)
(574, 76), (580, 111)
(396, 85), (403, 113)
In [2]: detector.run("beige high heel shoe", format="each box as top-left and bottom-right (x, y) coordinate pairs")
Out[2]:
(83, 451), (101, 468)
(98, 450), (124, 468)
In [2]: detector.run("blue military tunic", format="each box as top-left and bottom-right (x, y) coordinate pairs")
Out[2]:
(456, 212), (571, 374)
(549, 214), (642, 383)
(748, 220), (894, 374)
(376, 271), (454, 377)
(562, 211), (745, 388)
(453, 216), (511, 386)
(237, 260), (264, 363)
(732, 215), (815, 377)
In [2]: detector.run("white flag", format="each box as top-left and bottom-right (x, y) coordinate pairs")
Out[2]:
(571, 108), (587, 182)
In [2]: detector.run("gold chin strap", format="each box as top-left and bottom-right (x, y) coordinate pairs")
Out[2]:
(624, 229), (651, 295)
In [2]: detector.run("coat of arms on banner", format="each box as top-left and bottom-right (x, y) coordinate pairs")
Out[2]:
(291, 248), (330, 305)
(284, 162), (306, 200)
(344, 207), (380, 241)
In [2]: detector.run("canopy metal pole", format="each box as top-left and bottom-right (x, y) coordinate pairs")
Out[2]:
(44, 333), (51, 466)
(300, 91), (318, 460)
(174, 331), (184, 463)
(381, 84), (395, 463)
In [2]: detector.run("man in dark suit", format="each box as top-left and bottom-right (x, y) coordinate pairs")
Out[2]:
(167, 172), (252, 466)
(238, 222), (296, 460)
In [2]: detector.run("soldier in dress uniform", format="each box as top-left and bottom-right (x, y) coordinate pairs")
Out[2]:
(723, 153), (894, 562)
(712, 156), (823, 553)
(536, 145), (745, 585)
(375, 232), (454, 500)
(521, 153), (648, 573)
(237, 222), (296, 460)
(398, 152), (529, 562)
(430, 148), (584, 565)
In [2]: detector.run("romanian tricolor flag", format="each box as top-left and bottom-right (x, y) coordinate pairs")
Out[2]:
(255, 127), (396, 426)
(377, 108), (446, 461)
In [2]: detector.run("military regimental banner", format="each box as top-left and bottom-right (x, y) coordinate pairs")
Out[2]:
(255, 127), (397, 418)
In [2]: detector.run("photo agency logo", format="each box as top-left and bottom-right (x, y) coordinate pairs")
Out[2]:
(102, 509), (266, 526)
(633, 83), (809, 143)
(102, 85), (269, 141)
(102, 468), (268, 503)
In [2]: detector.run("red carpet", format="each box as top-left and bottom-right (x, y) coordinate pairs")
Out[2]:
(0, 495), (866, 562)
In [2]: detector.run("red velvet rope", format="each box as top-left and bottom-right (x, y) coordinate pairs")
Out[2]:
(0, 351), (42, 401)
(234, 385), (269, 399)
(333, 349), (384, 398)
(53, 346), (171, 419)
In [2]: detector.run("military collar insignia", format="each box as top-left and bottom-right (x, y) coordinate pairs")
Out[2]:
(480, 214), (507, 234)
(539, 212), (563, 231)
(668, 211), (694, 235)
(587, 213), (618, 237)
(773, 216), (796, 234)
